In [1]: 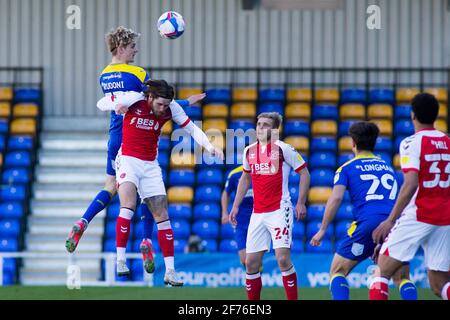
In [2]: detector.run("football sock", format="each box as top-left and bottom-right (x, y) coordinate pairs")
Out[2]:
(441, 282), (450, 300)
(140, 203), (155, 240)
(246, 272), (262, 300)
(330, 273), (350, 300)
(282, 266), (298, 300)
(157, 219), (175, 271)
(399, 279), (417, 300)
(116, 207), (134, 260)
(82, 190), (112, 223)
(369, 276), (389, 300)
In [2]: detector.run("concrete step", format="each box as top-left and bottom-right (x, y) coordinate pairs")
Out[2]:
(22, 258), (101, 271)
(33, 184), (105, 201)
(35, 167), (106, 184)
(31, 200), (108, 218)
(38, 150), (106, 168)
(43, 117), (109, 133)
(20, 270), (101, 285)
(25, 235), (103, 253)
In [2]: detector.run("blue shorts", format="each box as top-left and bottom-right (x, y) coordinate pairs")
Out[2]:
(336, 215), (387, 262)
(106, 134), (122, 176)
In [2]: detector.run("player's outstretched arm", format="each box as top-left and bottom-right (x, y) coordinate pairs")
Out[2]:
(310, 185), (345, 246)
(221, 190), (230, 224)
(96, 91), (145, 112)
(296, 167), (310, 221)
(229, 172), (251, 225)
(372, 171), (419, 244)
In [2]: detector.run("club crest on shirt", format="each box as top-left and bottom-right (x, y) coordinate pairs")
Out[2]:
(351, 242), (364, 256)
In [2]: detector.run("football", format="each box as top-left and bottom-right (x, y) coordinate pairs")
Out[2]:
(157, 11), (185, 39)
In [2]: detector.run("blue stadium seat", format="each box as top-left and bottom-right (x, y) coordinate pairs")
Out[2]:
(310, 152), (336, 169)
(0, 185), (26, 201)
(204, 88), (231, 104)
(194, 185), (222, 202)
(103, 239), (131, 252)
(172, 137), (195, 152)
(168, 204), (192, 220)
(396, 170), (404, 187)
(201, 239), (218, 252)
(288, 170), (300, 185)
(394, 120), (414, 136)
(308, 204), (325, 221)
(158, 136), (170, 151)
(2, 273), (14, 285)
(197, 153), (224, 169)
(0, 238), (18, 252)
(0, 220), (20, 237)
(0, 120), (8, 134)
(3, 258), (16, 275)
(338, 120), (357, 137)
(311, 137), (337, 152)
(259, 88), (285, 102)
(336, 203), (353, 220)
(133, 222), (144, 240)
(310, 169), (334, 187)
(131, 240), (141, 253)
(157, 151), (169, 168)
(192, 220), (219, 239)
(312, 104), (338, 120)
(335, 220), (354, 240)
(229, 120), (254, 132)
(395, 104), (411, 119)
(105, 221), (117, 239)
(0, 202), (24, 219)
(194, 202), (220, 220)
(220, 223), (235, 239)
(305, 239), (333, 253)
(376, 152), (392, 167)
(292, 221), (305, 239)
(306, 220), (333, 240)
(197, 168), (223, 185)
(169, 169), (195, 186)
(374, 137), (393, 153)
(219, 239), (238, 252)
(257, 102), (284, 115)
(289, 185), (299, 204)
(369, 88), (394, 104)
(341, 88), (366, 103)
(174, 239), (188, 253)
(395, 136), (408, 151)
(5, 151), (31, 167)
(107, 202), (120, 220)
(184, 106), (202, 120)
(131, 259), (144, 276)
(2, 168), (29, 184)
(291, 239), (305, 253)
(14, 88), (41, 102)
(283, 120), (310, 137)
(171, 219), (191, 239)
(338, 153), (354, 166)
(0, 135), (5, 151)
(8, 136), (33, 150)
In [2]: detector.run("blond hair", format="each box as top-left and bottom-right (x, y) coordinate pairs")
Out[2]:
(105, 26), (140, 55)
(257, 112), (283, 129)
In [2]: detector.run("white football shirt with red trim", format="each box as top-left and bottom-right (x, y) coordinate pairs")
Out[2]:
(243, 140), (306, 213)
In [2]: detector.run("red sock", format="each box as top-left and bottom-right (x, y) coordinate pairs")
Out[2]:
(369, 277), (389, 300)
(282, 268), (298, 300)
(246, 273), (262, 300)
(116, 216), (131, 248)
(157, 220), (174, 257)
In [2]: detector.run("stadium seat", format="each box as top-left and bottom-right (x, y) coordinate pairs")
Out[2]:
(198, 153), (224, 169)
(309, 152), (336, 169)
(289, 185), (299, 203)
(312, 104), (338, 120)
(174, 239), (188, 253)
(220, 223), (235, 240)
(0, 220), (20, 237)
(203, 119), (227, 133)
(170, 152), (195, 169)
(338, 153), (354, 166)
(315, 88), (339, 103)
(306, 220), (333, 239)
(292, 221), (305, 239)
(395, 136), (408, 151)
(287, 88), (311, 102)
(157, 151), (169, 168)
(396, 170), (404, 187)
(291, 239), (305, 253)
(259, 88), (285, 102)
(335, 220), (354, 240)
(338, 136), (353, 152)
(305, 240), (333, 253)
(107, 202), (120, 220)
(229, 120), (254, 132)
(372, 119), (392, 136)
(4, 151), (31, 167)
(231, 103), (256, 119)
(183, 106), (202, 120)
(219, 239), (238, 252)
(394, 120), (414, 136)
(197, 168), (223, 185)
(396, 88), (420, 103)
(204, 88), (231, 104)
(0, 103), (10, 117)
(0, 87), (13, 100)
(167, 187), (193, 203)
(311, 137), (337, 152)
(10, 118), (36, 135)
(168, 169), (195, 186)
(161, 121), (172, 136)
(8, 136), (33, 150)
(340, 88), (366, 103)
(439, 103), (448, 119)
(0, 135), (5, 150)
(394, 104), (411, 119)
(105, 220), (118, 239)
(310, 169), (334, 187)
(158, 136), (170, 151)
(374, 137), (393, 153)
(285, 103), (310, 119)
(283, 120), (310, 137)
(336, 203), (353, 220)
(257, 102), (284, 115)
(233, 88), (257, 102)
(201, 239), (218, 252)
(376, 152), (393, 166)
(192, 220), (219, 239)
(308, 187), (332, 204)
(370, 88), (394, 104)
(178, 88), (202, 100)
(308, 204), (325, 221)
(393, 154), (400, 169)
(338, 120), (357, 137)
(13, 103), (39, 117)
(168, 204), (192, 220)
(436, 119), (448, 132)
(0, 202), (24, 219)
(367, 104), (393, 119)
(284, 136), (309, 153)
(194, 202), (221, 220)
(340, 104), (365, 120)
(13, 88), (41, 102)
(195, 185), (222, 203)
(171, 219), (191, 239)
(288, 169), (300, 185)
(2, 168), (29, 184)
(0, 238), (18, 252)
(203, 103), (228, 118)
(425, 88), (447, 102)
(3, 258), (16, 275)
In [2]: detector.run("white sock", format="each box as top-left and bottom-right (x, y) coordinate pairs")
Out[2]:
(442, 282), (450, 300)
(117, 247), (126, 262)
(164, 256), (175, 271)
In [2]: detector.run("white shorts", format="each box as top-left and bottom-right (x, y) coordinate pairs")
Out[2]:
(115, 153), (166, 200)
(380, 213), (450, 272)
(246, 205), (294, 254)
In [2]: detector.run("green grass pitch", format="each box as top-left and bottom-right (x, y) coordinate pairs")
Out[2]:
(0, 286), (439, 300)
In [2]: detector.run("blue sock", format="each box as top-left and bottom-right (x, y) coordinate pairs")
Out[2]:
(399, 279), (417, 300)
(140, 203), (155, 240)
(81, 190), (112, 223)
(330, 273), (350, 300)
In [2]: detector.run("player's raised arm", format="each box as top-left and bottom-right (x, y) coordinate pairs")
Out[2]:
(96, 91), (145, 113)
(229, 171), (251, 226)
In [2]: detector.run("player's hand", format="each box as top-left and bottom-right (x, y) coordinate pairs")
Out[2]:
(115, 104), (129, 115)
(210, 147), (224, 160)
(372, 219), (394, 245)
(229, 206), (239, 226)
(310, 229), (326, 247)
(187, 93), (206, 106)
(295, 202), (307, 221)
(221, 211), (229, 224)
(371, 244), (382, 264)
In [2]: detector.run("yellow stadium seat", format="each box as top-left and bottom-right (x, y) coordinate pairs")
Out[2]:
(177, 88), (202, 100)
(371, 119), (392, 136)
(312, 120), (337, 136)
(309, 187), (332, 204)
(206, 132), (224, 149)
(287, 88), (312, 102)
(232, 88), (257, 101)
(396, 88), (420, 102)
(339, 136), (353, 152)
(315, 88), (339, 103)
(435, 119), (448, 133)
(170, 152), (196, 169)
(0, 102), (11, 117)
(203, 104), (228, 118)
(367, 104), (393, 119)
(203, 119), (227, 133)
(425, 88), (447, 102)
(285, 103), (310, 119)
(284, 136), (309, 152)
(162, 121), (172, 136)
(168, 187), (194, 203)
(393, 154), (400, 170)
(439, 103), (448, 119)
(11, 118), (36, 135)
(231, 103), (256, 119)
(0, 87), (13, 100)
(13, 103), (39, 117)
(340, 104), (365, 120)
